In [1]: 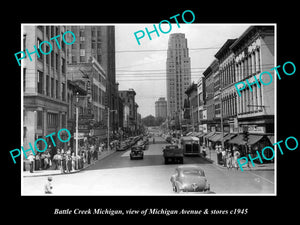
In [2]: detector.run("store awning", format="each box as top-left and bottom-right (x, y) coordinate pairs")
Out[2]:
(268, 135), (274, 145)
(196, 132), (206, 138)
(203, 131), (215, 139)
(210, 133), (228, 142)
(223, 134), (237, 142)
(228, 134), (245, 145)
(228, 134), (264, 145)
(247, 135), (264, 145)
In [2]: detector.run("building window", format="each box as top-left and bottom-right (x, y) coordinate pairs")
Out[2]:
(37, 38), (43, 61)
(72, 56), (77, 64)
(23, 68), (26, 92)
(61, 83), (66, 101)
(47, 112), (58, 128)
(51, 77), (54, 98)
(56, 80), (59, 99)
(56, 53), (59, 70)
(61, 58), (66, 73)
(46, 75), (50, 96)
(37, 111), (43, 128)
(46, 45), (50, 65)
(37, 70), (43, 94)
(51, 52), (54, 68)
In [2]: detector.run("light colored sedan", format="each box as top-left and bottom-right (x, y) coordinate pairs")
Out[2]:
(170, 165), (211, 193)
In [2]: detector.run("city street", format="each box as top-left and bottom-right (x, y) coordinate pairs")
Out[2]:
(22, 136), (275, 195)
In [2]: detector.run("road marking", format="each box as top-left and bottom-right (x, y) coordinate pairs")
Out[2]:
(246, 171), (274, 185)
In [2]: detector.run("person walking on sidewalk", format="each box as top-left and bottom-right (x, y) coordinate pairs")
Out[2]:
(61, 153), (66, 174)
(71, 152), (76, 171)
(226, 149), (233, 170)
(44, 177), (53, 194)
(28, 153), (35, 173)
(233, 150), (240, 170)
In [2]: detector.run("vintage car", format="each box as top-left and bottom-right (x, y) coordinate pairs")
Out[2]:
(163, 144), (184, 164)
(170, 165), (211, 193)
(116, 141), (128, 151)
(130, 146), (144, 160)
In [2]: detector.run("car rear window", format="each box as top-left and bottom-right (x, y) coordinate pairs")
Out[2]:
(182, 170), (204, 176)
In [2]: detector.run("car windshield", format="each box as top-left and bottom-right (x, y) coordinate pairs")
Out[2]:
(182, 170), (204, 176)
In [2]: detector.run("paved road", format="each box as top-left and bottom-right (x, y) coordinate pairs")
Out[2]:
(22, 137), (275, 195)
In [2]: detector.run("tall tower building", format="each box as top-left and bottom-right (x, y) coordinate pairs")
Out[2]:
(155, 97), (167, 119)
(166, 33), (191, 119)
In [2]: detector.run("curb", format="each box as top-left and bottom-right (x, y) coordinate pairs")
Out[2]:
(23, 150), (116, 178)
(200, 156), (274, 171)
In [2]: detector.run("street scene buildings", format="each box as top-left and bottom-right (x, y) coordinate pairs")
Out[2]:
(22, 24), (275, 196)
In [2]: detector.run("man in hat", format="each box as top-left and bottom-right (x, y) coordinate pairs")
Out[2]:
(44, 177), (53, 194)
(28, 153), (35, 173)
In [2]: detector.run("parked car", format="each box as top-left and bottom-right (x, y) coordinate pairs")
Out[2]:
(170, 165), (211, 193)
(130, 146), (144, 160)
(163, 144), (183, 164)
(116, 141), (127, 151)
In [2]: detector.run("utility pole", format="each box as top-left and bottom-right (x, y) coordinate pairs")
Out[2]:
(75, 92), (79, 156)
(107, 107), (117, 151)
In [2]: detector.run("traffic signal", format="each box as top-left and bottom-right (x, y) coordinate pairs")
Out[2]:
(243, 130), (249, 142)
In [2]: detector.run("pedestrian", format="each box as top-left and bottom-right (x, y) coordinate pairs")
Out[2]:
(71, 152), (76, 171)
(61, 153), (66, 174)
(226, 149), (233, 170)
(233, 150), (241, 170)
(44, 177), (53, 194)
(87, 149), (91, 164)
(40, 152), (45, 169)
(202, 146), (207, 158)
(28, 153), (35, 173)
(35, 153), (41, 171)
(66, 153), (71, 173)
(221, 148), (226, 167)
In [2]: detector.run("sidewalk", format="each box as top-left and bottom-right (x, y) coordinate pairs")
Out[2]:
(201, 147), (274, 171)
(23, 149), (116, 178)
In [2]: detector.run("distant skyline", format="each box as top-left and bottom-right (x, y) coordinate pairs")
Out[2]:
(115, 24), (251, 118)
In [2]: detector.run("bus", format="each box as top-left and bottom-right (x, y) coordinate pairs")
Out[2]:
(181, 136), (200, 156)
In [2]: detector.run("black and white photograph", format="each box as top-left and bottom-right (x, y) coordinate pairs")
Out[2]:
(20, 23), (276, 196)
(4, 4), (300, 221)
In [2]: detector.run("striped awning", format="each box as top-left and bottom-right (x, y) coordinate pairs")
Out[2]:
(210, 133), (228, 142)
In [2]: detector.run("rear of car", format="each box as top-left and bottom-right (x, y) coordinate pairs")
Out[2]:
(163, 145), (184, 164)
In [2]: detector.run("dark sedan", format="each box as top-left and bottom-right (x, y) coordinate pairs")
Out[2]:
(130, 146), (144, 160)
(170, 165), (211, 193)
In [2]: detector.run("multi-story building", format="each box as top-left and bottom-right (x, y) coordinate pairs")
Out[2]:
(67, 57), (107, 141)
(215, 39), (238, 134)
(67, 25), (119, 133)
(203, 59), (217, 133)
(184, 83), (198, 132)
(23, 25), (69, 155)
(67, 79), (87, 148)
(230, 26), (275, 135)
(166, 33), (191, 119)
(155, 97), (167, 119)
(197, 76), (206, 132)
(119, 89), (137, 134)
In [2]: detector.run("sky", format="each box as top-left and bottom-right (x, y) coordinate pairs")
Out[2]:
(115, 24), (251, 118)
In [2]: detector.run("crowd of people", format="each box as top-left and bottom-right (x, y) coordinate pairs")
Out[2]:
(25, 141), (119, 174)
(215, 144), (241, 170)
